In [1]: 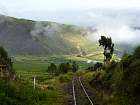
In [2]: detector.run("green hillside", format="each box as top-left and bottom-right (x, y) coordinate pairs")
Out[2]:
(0, 15), (98, 55)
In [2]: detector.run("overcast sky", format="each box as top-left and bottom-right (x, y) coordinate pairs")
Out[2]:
(0, 0), (140, 20)
(1, 0), (140, 12)
(0, 0), (140, 46)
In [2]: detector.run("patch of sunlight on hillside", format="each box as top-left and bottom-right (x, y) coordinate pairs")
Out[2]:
(64, 34), (88, 46)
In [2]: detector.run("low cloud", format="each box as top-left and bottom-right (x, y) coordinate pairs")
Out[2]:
(30, 22), (62, 38)
(86, 9), (140, 46)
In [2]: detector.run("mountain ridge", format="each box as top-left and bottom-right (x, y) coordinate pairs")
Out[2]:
(0, 15), (93, 55)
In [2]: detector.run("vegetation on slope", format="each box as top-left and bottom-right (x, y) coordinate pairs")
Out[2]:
(88, 46), (140, 105)
(0, 15), (95, 55)
(0, 46), (15, 80)
(0, 47), (65, 105)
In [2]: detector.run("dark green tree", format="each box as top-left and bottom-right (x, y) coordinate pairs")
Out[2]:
(0, 46), (15, 80)
(58, 63), (68, 74)
(99, 36), (114, 63)
(58, 62), (72, 74)
(133, 46), (140, 59)
(47, 63), (57, 75)
(72, 61), (78, 72)
(94, 62), (103, 71)
(67, 62), (72, 71)
(0, 47), (8, 60)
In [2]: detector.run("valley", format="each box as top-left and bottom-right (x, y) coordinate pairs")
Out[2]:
(0, 13), (139, 105)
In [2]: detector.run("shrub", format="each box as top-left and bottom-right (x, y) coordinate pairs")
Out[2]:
(133, 46), (140, 59)
(59, 75), (70, 83)
(0, 79), (49, 105)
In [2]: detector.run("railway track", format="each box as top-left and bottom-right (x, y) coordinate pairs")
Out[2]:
(72, 77), (94, 105)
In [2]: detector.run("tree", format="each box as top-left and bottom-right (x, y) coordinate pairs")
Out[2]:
(72, 61), (78, 72)
(58, 62), (72, 74)
(47, 63), (57, 75)
(133, 46), (140, 59)
(94, 62), (103, 71)
(0, 46), (15, 80)
(0, 47), (8, 60)
(99, 36), (114, 64)
(66, 62), (72, 71)
(58, 63), (68, 74)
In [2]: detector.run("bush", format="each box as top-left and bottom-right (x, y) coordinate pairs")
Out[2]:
(0, 46), (15, 80)
(133, 46), (140, 59)
(58, 62), (72, 74)
(59, 75), (70, 83)
(94, 62), (103, 71)
(0, 79), (49, 105)
(89, 46), (140, 105)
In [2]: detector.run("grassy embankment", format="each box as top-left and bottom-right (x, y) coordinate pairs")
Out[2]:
(5, 55), (91, 105)
(82, 46), (140, 105)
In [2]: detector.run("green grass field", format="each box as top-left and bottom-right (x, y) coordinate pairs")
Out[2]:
(10, 53), (120, 105)
(12, 55), (93, 78)
(13, 54), (120, 79)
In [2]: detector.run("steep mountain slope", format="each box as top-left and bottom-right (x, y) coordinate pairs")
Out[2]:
(0, 15), (125, 60)
(0, 15), (92, 55)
